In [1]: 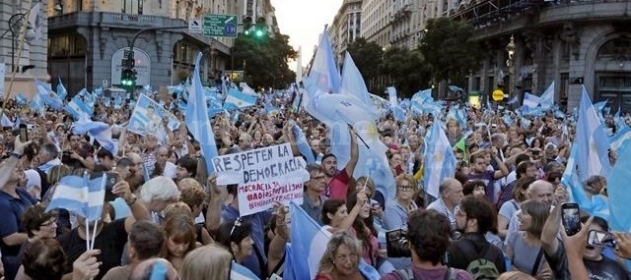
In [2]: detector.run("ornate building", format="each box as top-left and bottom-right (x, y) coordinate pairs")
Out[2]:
(453, 0), (631, 110)
(328, 0), (363, 67)
(47, 0), (280, 94)
(0, 1), (49, 98)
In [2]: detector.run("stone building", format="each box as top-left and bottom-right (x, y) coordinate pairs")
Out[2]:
(47, 0), (279, 95)
(453, 0), (631, 110)
(0, 1), (49, 98)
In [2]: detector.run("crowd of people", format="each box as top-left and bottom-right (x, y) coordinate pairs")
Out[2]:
(0, 83), (630, 280)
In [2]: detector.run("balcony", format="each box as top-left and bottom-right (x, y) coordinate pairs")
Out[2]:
(49, 12), (186, 31)
(454, 0), (631, 32)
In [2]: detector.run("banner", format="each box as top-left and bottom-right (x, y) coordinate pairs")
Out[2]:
(128, 94), (179, 141)
(212, 143), (309, 216)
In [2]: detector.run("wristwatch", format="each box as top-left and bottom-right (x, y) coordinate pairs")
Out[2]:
(126, 194), (137, 206)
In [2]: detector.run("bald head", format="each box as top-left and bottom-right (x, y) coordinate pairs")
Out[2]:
(130, 258), (178, 280)
(526, 180), (554, 205)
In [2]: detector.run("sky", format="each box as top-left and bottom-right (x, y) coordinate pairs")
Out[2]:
(270, 0), (342, 72)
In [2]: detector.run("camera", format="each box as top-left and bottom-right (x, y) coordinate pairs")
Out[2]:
(386, 229), (410, 258)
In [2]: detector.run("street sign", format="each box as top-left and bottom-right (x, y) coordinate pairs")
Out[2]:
(202, 14), (238, 37)
(492, 89), (504, 102)
(188, 19), (202, 34)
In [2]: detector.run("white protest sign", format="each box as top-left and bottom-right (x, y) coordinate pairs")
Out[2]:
(212, 143), (309, 216)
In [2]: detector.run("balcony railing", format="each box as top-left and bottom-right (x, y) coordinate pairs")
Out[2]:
(49, 12), (186, 30)
(452, 0), (631, 29)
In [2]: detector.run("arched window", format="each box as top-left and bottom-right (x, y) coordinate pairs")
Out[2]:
(597, 36), (631, 59)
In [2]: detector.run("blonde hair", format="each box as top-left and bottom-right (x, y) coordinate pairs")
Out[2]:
(318, 231), (362, 275)
(180, 244), (232, 280)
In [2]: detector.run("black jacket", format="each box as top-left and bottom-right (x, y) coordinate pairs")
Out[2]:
(446, 232), (507, 273)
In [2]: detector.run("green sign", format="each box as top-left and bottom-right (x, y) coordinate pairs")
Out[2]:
(203, 14), (238, 37)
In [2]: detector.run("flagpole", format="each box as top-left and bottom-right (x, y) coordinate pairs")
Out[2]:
(0, 0), (33, 122)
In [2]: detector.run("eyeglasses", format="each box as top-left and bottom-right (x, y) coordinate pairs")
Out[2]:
(230, 218), (243, 238)
(398, 185), (414, 191)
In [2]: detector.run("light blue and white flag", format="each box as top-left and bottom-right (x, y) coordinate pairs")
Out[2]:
(46, 174), (106, 221)
(610, 125), (631, 153)
(224, 88), (258, 110)
(423, 121), (457, 198)
(522, 92), (540, 110)
(539, 81), (555, 110)
(608, 140), (631, 232)
(73, 116), (117, 155)
(186, 52), (218, 174)
(575, 86), (611, 182)
(56, 77), (68, 100)
(304, 27), (341, 97)
(292, 124), (316, 164)
(0, 110), (13, 127)
(341, 51), (371, 107)
(65, 93), (93, 119)
(34, 79), (64, 110)
(286, 202), (332, 280)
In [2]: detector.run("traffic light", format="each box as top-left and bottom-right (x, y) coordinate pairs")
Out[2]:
(120, 68), (136, 89)
(254, 17), (267, 38)
(243, 16), (253, 36)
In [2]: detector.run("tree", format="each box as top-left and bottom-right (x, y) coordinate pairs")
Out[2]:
(346, 38), (384, 91)
(380, 47), (431, 97)
(231, 32), (298, 89)
(420, 17), (483, 87)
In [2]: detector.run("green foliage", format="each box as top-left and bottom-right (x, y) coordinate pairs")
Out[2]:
(380, 47), (431, 97)
(346, 38), (384, 91)
(420, 17), (483, 86)
(231, 32), (297, 88)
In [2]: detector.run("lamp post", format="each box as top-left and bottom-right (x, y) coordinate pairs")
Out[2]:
(505, 35), (516, 98)
(6, 13), (36, 73)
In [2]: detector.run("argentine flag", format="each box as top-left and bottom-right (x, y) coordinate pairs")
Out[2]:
(46, 174), (106, 221)
(224, 88), (257, 110)
(424, 121), (457, 198)
(65, 95), (93, 119)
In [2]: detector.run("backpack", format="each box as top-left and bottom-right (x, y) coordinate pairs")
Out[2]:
(394, 267), (456, 280)
(459, 240), (500, 280)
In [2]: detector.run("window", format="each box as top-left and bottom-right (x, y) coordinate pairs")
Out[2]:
(122, 0), (143, 14)
(48, 34), (87, 57)
(74, 0), (83, 11)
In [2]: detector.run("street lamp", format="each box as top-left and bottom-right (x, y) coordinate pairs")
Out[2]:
(54, 0), (63, 15)
(505, 35), (516, 101)
(8, 14), (36, 72)
(505, 35), (515, 67)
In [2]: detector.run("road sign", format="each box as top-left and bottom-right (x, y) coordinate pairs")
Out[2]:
(492, 89), (504, 102)
(188, 19), (202, 34)
(202, 14), (238, 37)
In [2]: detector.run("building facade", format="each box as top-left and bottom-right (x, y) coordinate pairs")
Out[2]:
(454, 0), (631, 111)
(328, 0), (363, 67)
(1, 1), (49, 98)
(361, 0), (390, 48)
(47, 0), (279, 94)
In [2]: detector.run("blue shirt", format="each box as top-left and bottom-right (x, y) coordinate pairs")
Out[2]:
(231, 261), (260, 280)
(0, 188), (36, 256)
(221, 205), (272, 279)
